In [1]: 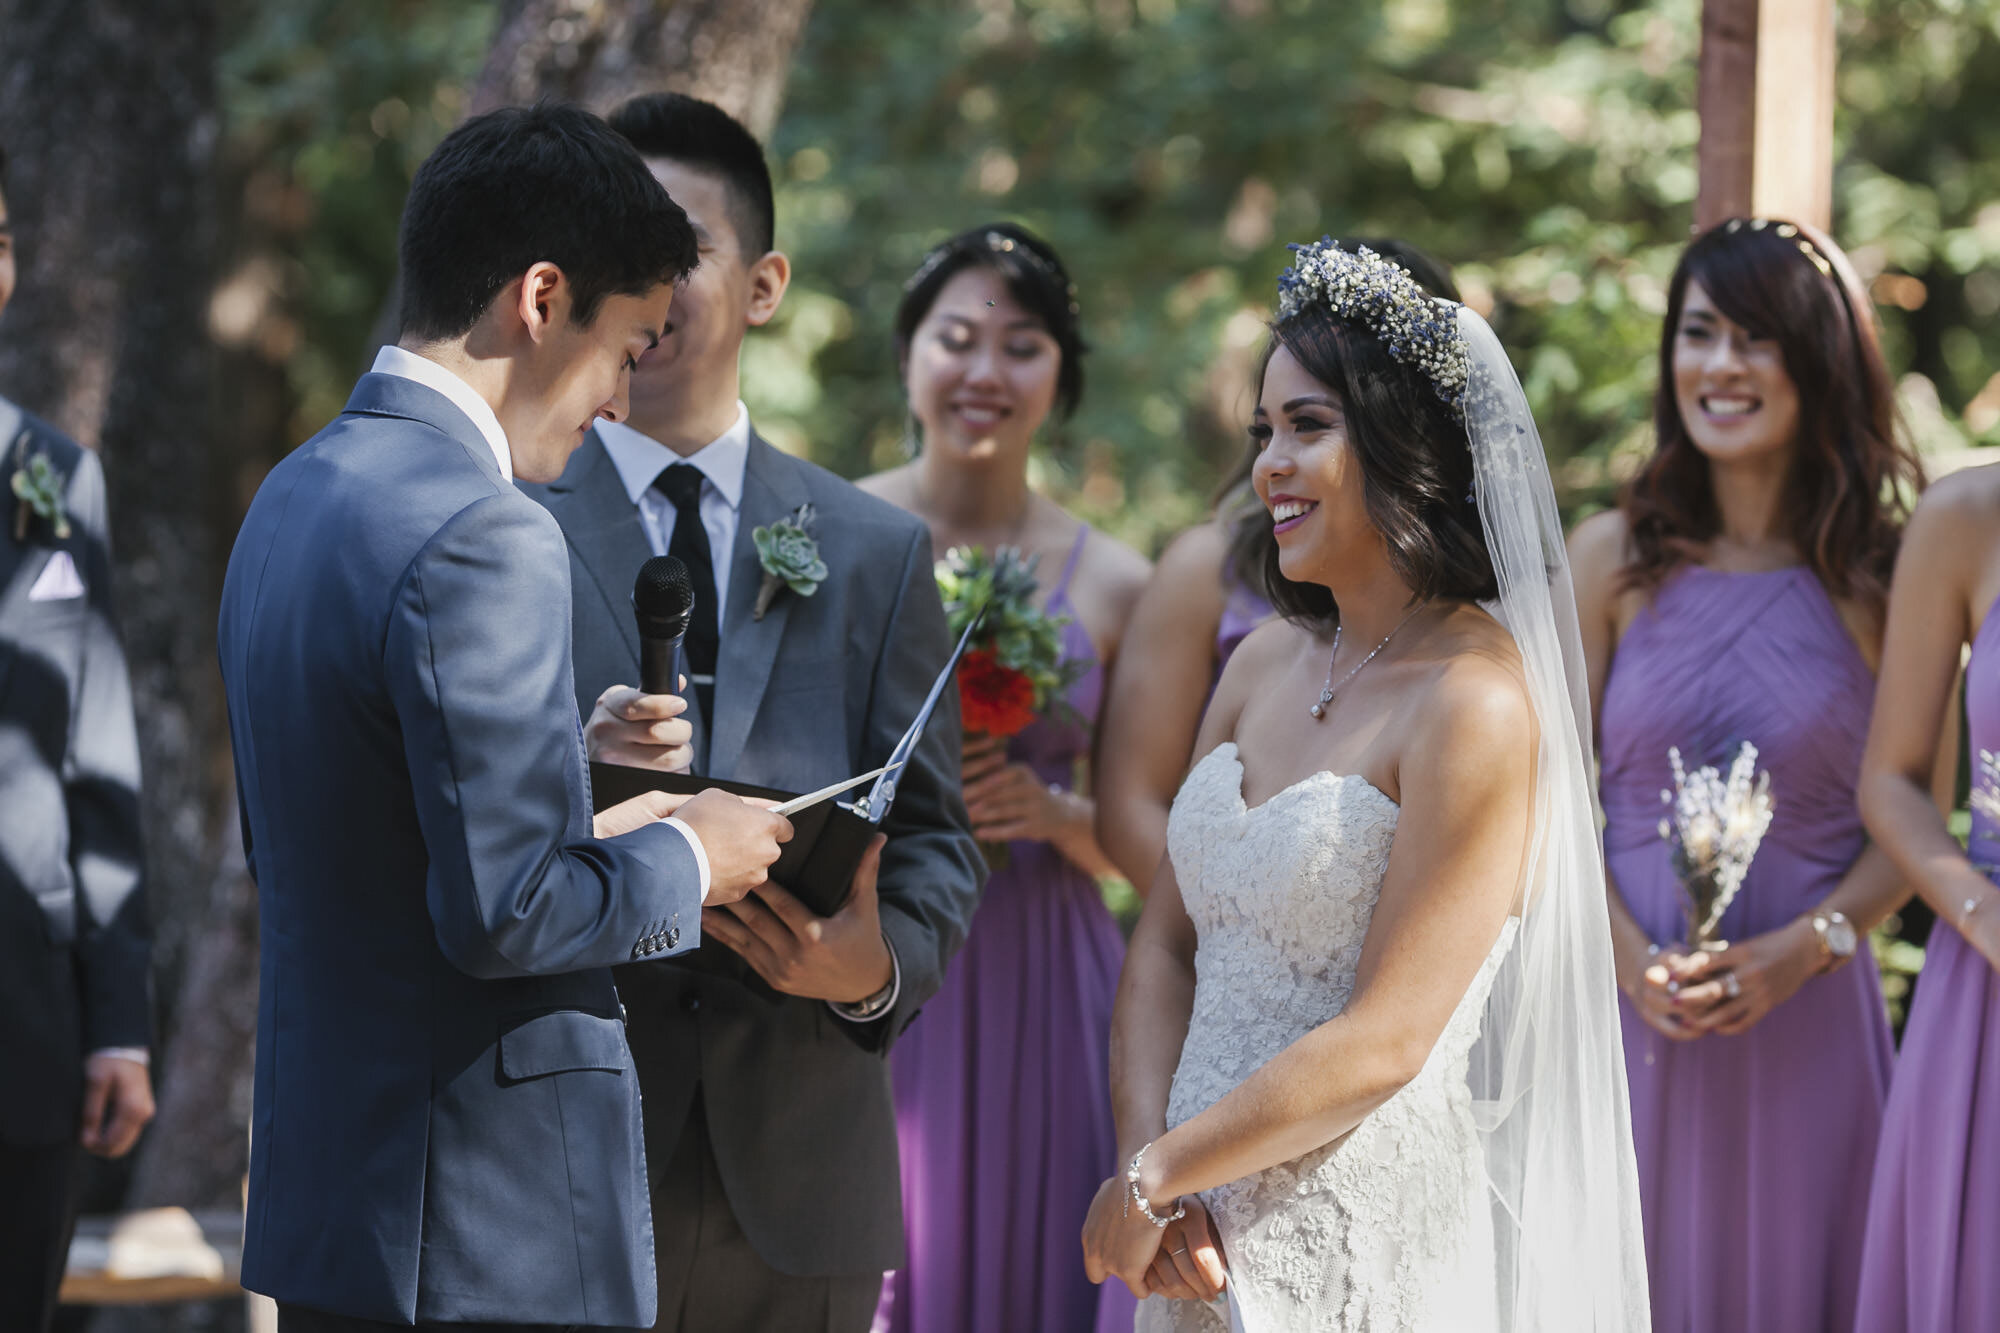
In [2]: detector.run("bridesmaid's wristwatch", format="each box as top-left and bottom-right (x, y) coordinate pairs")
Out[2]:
(1808, 911), (1858, 973)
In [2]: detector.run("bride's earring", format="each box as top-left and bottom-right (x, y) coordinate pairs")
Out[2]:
(901, 408), (922, 460)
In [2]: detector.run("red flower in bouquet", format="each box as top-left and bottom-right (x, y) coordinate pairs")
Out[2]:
(958, 648), (1039, 738)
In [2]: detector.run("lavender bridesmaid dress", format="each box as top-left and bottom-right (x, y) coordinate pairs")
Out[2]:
(1600, 566), (1893, 1332)
(1855, 594), (2000, 1331)
(1211, 575), (1271, 692)
(876, 528), (1137, 1333)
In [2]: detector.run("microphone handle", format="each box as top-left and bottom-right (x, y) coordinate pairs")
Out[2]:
(639, 634), (685, 696)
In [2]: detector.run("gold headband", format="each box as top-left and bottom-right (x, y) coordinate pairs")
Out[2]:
(1722, 217), (1835, 280)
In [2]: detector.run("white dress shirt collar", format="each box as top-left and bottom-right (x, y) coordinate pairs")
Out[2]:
(597, 403), (751, 513)
(370, 345), (513, 482)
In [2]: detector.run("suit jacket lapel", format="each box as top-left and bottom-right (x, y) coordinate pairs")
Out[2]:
(545, 431), (652, 672)
(0, 399), (33, 599)
(708, 434), (810, 778)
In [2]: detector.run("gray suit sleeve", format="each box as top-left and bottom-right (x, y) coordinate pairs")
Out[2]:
(384, 492), (703, 980)
(63, 448), (152, 1052)
(860, 523), (984, 1051)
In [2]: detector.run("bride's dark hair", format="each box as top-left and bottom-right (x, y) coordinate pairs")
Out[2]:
(1257, 304), (1498, 632)
(1219, 239), (1459, 597)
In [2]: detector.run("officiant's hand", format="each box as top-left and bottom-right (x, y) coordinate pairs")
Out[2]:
(586, 682), (694, 772)
(1146, 1197), (1227, 1302)
(701, 834), (895, 1004)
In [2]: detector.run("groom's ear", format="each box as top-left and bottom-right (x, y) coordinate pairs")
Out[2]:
(514, 261), (571, 344)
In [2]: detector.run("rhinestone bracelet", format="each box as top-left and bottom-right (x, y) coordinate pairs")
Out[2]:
(1123, 1142), (1186, 1229)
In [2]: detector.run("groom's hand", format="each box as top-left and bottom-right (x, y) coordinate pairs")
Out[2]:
(674, 789), (793, 906)
(586, 682), (694, 772)
(701, 834), (894, 1004)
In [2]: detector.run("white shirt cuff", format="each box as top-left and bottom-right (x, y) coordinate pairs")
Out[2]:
(88, 1047), (150, 1066)
(829, 935), (901, 1023)
(663, 815), (712, 904)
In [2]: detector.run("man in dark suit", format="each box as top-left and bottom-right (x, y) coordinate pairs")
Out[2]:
(0, 141), (155, 1333)
(521, 95), (983, 1331)
(218, 105), (794, 1332)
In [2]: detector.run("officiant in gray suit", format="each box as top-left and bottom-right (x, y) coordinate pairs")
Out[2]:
(521, 95), (982, 1332)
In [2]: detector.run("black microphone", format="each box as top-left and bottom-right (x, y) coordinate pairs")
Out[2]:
(633, 555), (696, 696)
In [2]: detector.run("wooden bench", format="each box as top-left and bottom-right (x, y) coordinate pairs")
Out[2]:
(60, 1207), (241, 1306)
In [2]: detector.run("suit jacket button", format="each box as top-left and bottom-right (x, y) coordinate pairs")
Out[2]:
(680, 990), (701, 1015)
(666, 927), (680, 949)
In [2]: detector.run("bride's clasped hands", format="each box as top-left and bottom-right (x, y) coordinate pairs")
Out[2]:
(1081, 1159), (1228, 1303)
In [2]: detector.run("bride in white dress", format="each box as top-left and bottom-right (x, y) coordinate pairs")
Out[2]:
(1082, 243), (1649, 1331)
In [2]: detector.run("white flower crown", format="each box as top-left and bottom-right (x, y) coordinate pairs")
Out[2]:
(1275, 239), (1472, 416)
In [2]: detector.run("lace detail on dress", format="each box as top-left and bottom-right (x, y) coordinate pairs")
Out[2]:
(1139, 743), (1517, 1333)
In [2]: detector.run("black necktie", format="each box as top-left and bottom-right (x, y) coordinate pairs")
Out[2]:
(652, 463), (720, 723)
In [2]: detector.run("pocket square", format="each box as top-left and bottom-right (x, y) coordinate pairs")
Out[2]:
(27, 550), (85, 602)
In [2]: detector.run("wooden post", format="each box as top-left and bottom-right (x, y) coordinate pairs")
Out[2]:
(1696, 0), (1837, 232)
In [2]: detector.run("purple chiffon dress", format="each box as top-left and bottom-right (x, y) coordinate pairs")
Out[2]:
(1855, 593), (2000, 1331)
(876, 528), (1136, 1333)
(1601, 566), (1893, 1333)
(1211, 575), (1271, 692)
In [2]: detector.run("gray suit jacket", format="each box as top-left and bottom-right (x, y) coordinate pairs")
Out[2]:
(525, 429), (982, 1277)
(219, 374), (706, 1327)
(0, 398), (148, 1147)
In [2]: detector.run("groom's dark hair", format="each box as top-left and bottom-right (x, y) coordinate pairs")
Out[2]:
(608, 93), (775, 257)
(397, 102), (698, 342)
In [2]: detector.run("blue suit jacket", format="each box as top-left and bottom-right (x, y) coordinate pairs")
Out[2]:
(218, 373), (703, 1326)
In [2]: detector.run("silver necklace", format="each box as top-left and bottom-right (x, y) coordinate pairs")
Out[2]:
(1309, 604), (1429, 720)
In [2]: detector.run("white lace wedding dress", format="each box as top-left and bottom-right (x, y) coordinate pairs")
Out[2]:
(1141, 742), (1518, 1333)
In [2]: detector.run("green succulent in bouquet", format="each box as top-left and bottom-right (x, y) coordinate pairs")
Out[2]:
(936, 545), (1088, 733)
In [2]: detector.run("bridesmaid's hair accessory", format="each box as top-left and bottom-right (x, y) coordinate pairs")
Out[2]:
(1722, 216), (1834, 279)
(1276, 239), (1471, 415)
(906, 229), (1080, 315)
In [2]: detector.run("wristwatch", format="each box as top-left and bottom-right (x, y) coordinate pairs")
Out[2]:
(1808, 911), (1857, 972)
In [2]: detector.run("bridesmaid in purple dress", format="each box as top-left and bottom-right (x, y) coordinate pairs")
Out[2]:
(1856, 462), (2000, 1330)
(1569, 218), (1924, 1331)
(861, 224), (1151, 1333)
(1097, 239), (1456, 895)
(1094, 512), (1271, 890)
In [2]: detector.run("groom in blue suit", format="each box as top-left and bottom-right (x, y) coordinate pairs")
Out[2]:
(218, 104), (793, 1331)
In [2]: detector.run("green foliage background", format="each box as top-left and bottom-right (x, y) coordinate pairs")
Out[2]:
(224, 0), (2000, 553)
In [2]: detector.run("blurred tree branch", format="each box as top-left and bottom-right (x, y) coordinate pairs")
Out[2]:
(469, 0), (816, 138)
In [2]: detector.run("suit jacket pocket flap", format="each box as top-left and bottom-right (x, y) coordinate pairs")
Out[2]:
(499, 1010), (631, 1080)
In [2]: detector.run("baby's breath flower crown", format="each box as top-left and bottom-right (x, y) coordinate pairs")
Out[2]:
(1275, 239), (1472, 416)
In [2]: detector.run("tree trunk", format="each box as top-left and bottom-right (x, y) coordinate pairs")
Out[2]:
(0, 0), (247, 1224)
(467, 0), (818, 138)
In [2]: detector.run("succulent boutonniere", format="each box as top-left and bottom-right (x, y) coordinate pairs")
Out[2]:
(10, 435), (71, 543)
(751, 502), (827, 621)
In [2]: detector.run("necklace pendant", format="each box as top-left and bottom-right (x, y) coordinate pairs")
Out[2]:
(1310, 689), (1333, 720)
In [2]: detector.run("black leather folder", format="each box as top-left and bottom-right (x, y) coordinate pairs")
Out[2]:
(587, 611), (982, 917)
(588, 764), (877, 917)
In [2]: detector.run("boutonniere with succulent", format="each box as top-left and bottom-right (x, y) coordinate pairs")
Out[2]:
(752, 502), (827, 621)
(10, 433), (71, 544)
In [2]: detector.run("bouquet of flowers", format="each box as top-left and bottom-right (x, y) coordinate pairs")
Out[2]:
(1658, 741), (1777, 951)
(935, 545), (1086, 738)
